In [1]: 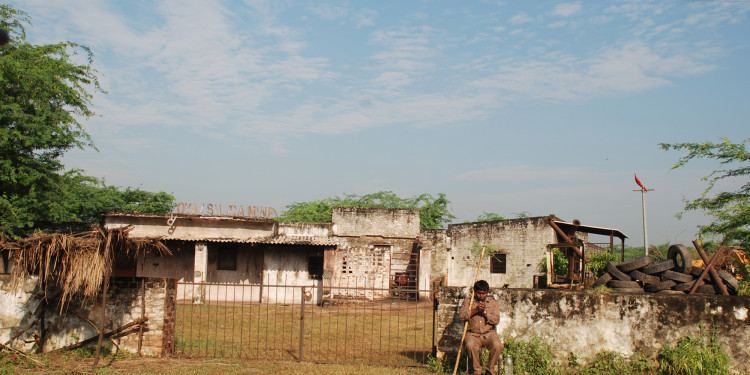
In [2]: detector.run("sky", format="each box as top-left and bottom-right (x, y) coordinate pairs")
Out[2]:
(9, 0), (750, 248)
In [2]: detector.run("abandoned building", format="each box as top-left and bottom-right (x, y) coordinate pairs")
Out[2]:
(100, 207), (628, 303)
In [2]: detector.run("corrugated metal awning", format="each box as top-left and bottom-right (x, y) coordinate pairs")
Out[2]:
(159, 235), (339, 246)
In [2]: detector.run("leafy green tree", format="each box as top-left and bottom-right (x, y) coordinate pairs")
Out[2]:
(277, 191), (456, 229)
(0, 6), (173, 238)
(474, 212), (506, 222)
(660, 138), (749, 249)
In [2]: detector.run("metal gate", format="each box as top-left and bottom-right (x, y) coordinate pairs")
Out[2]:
(173, 278), (436, 366)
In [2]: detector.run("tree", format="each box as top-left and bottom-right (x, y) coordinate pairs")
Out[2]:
(277, 191), (456, 229)
(660, 138), (749, 249)
(0, 6), (173, 238)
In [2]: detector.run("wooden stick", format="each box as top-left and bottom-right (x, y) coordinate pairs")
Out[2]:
(692, 241), (729, 295)
(689, 246), (724, 295)
(3, 316), (40, 346)
(0, 342), (45, 367)
(54, 318), (146, 352)
(453, 246), (486, 375)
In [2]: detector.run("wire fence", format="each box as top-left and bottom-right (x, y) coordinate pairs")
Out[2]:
(174, 277), (435, 366)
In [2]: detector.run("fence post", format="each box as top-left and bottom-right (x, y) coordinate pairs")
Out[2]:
(299, 286), (305, 361)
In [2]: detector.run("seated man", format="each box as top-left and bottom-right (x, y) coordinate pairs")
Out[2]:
(459, 280), (502, 375)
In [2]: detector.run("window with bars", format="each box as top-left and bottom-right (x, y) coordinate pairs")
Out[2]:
(217, 244), (237, 270)
(342, 256), (352, 274)
(490, 253), (507, 274)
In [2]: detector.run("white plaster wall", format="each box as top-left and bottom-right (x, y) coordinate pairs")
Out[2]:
(278, 222), (331, 237)
(437, 287), (750, 372)
(263, 246), (323, 304)
(446, 217), (554, 288)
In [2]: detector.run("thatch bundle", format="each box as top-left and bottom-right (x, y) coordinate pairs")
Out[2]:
(1, 225), (170, 310)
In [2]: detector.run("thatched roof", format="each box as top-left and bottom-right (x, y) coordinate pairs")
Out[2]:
(0, 225), (170, 310)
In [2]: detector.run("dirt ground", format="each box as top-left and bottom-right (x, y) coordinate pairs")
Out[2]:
(4, 355), (435, 375)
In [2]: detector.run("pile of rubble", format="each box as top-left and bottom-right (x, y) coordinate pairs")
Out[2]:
(594, 244), (740, 295)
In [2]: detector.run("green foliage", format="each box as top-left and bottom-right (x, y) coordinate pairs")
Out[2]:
(503, 336), (555, 375)
(0, 5), (174, 238)
(277, 191), (456, 229)
(577, 351), (654, 375)
(474, 212), (506, 222)
(660, 138), (750, 250)
(537, 249), (569, 277)
(587, 251), (618, 277)
(658, 332), (730, 375)
(623, 243), (670, 262)
(514, 210), (531, 218)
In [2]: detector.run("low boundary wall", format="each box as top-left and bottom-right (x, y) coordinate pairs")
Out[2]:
(0, 275), (176, 356)
(437, 287), (750, 371)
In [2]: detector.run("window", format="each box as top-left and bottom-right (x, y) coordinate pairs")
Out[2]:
(217, 245), (237, 270)
(308, 256), (323, 280)
(490, 253), (507, 274)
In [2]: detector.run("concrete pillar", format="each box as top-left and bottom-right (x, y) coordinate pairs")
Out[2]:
(419, 248), (431, 299)
(193, 242), (208, 304)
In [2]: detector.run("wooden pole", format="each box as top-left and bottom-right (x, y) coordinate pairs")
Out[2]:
(691, 241), (729, 295)
(92, 231), (112, 370)
(452, 246), (486, 375)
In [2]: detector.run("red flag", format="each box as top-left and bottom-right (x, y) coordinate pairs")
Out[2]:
(634, 173), (647, 191)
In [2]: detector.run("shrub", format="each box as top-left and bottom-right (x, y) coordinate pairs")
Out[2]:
(503, 336), (555, 375)
(576, 351), (654, 375)
(658, 332), (729, 375)
(587, 251), (618, 277)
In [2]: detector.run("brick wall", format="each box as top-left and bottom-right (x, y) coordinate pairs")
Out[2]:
(437, 287), (750, 372)
(332, 207), (420, 238)
(0, 275), (176, 357)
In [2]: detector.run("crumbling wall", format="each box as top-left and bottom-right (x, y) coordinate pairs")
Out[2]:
(420, 228), (448, 290)
(332, 207), (420, 238)
(437, 287), (750, 371)
(446, 217), (553, 288)
(0, 275), (176, 357)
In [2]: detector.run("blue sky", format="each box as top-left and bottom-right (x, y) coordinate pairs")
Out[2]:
(11, 0), (750, 247)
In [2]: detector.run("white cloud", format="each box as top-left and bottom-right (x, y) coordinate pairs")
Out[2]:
(469, 40), (716, 101)
(354, 8), (378, 28)
(310, 3), (348, 20)
(509, 12), (531, 25)
(554, 2), (582, 17)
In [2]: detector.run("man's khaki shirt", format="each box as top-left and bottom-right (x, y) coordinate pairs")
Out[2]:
(459, 295), (500, 334)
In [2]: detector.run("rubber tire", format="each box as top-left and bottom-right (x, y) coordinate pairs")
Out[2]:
(672, 280), (704, 292)
(618, 256), (652, 272)
(656, 290), (685, 295)
(606, 261), (631, 281)
(690, 267), (705, 278)
(667, 244), (693, 274)
(628, 270), (660, 285)
(716, 269), (739, 291)
(642, 259), (675, 275)
(659, 270), (694, 283)
(607, 280), (641, 289)
(612, 287), (644, 293)
(593, 273), (612, 288)
(696, 284), (718, 294)
(645, 280), (676, 293)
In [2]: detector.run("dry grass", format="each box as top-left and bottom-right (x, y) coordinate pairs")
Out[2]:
(175, 300), (435, 366)
(4, 354), (434, 375)
(1, 226), (169, 311)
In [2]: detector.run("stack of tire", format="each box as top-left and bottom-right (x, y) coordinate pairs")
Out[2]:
(593, 244), (740, 295)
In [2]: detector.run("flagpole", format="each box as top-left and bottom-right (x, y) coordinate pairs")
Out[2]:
(641, 188), (648, 257)
(634, 173), (652, 257)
